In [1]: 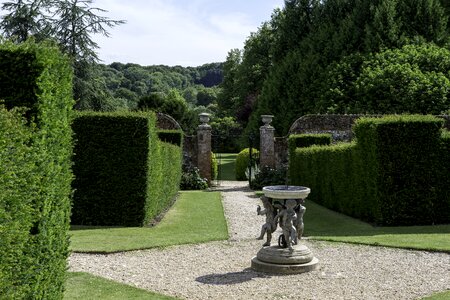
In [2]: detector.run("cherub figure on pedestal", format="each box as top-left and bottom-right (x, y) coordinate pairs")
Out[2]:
(274, 199), (298, 250)
(295, 203), (306, 241)
(256, 196), (277, 246)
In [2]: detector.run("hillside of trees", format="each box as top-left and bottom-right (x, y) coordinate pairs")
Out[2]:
(89, 62), (224, 134)
(92, 62), (223, 111)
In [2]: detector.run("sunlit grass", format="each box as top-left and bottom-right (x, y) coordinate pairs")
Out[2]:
(70, 191), (228, 253)
(421, 290), (450, 300)
(65, 272), (177, 300)
(304, 201), (450, 252)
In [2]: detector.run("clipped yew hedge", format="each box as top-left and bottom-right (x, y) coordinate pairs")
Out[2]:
(157, 130), (183, 146)
(72, 111), (182, 227)
(0, 41), (73, 299)
(290, 115), (449, 226)
(288, 133), (332, 155)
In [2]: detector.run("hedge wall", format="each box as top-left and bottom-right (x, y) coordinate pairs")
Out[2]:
(157, 130), (183, 146)
(434, 130), (450, 223)
(290, 115), (449, 226)
(72, 111), (182, 227)
(288, 133), (332, 155)
(0, 41), (74, 299)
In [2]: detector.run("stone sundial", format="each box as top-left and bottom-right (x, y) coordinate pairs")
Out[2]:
(251, 185), (319, 274)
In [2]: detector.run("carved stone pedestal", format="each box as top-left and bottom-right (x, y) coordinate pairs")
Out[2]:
(251, 244), (319, 274)
(252, 185), (319, 274)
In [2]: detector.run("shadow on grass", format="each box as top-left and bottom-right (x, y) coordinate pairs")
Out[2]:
(70, 225), (126, 231)
(69, 191), (228, 253)
(302, 200), (450, 252)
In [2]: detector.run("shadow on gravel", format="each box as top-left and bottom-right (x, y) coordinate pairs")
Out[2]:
(209, 186), (252, 193)
(195, 269), (271, 285)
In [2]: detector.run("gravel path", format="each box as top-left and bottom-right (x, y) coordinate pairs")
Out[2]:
(69, 181), (450, 300)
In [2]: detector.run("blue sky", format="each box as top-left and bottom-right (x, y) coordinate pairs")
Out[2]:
(93, 0), (284, 66)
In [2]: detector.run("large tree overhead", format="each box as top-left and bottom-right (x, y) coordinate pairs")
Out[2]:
(0, 0), (51, 42)
(53, 0), (124, 63)
(0, 0), (125, 107)
(52, 0), (125, 105)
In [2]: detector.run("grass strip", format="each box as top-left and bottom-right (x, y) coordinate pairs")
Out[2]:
(70, 191), (228, 253)
(64, 272), (177, 300)
(304, 201), (450, 252)
(421, 290), (450, 300)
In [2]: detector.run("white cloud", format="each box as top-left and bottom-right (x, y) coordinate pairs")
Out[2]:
(92, 0), (284, 66)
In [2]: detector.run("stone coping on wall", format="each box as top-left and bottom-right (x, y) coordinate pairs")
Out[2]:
(289, 114), (450, 135)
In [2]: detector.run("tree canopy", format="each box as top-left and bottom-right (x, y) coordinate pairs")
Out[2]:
(219, 0), (450, 135)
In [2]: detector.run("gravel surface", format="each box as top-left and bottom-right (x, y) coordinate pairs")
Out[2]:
(69, 181), (450, 300)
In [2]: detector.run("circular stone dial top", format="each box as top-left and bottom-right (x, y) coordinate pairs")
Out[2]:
(262, 185), (311, 199)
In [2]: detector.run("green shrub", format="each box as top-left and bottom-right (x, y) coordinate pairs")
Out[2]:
(0, 41), (74, 299)
(290, 115), (449, 226)
(357, 115), (445, 225)
(211, 152), (218, 180)
(250, 165), (288, 190)
(235, 148), (259, 181)
(72, 111), (182, 226)
(180, 167), (208, 190)
(210, 116), (242, 153)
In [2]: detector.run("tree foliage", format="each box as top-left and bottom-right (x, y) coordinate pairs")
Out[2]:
(0, 0), (125, 108)
(220, 0), (450, 135)
(320, 43), (450, 114)
(0, 0), (51, 42)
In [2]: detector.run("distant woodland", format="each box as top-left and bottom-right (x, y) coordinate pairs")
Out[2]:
(88, 62), (224, 134)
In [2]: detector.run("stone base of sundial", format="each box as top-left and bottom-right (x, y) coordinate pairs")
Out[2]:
(251, 244), (319, 274)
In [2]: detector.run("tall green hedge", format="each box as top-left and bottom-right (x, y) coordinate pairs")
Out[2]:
(157, 130), (183, 146)
(290, 115), (449, 226)
(0, 41), (74, 299)
(438, 131), (450, 222)
(288, 133), (332, 155)
(72, 111), (182, 227)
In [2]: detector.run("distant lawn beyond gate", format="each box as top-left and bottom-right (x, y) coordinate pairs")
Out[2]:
(216, 153), (237, 181)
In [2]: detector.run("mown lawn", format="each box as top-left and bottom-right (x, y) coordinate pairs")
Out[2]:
(70, 191), (228, 253)
(303, 200), (450, 253)
(65, 272), (178, 300)
(421, 290), (450, 300)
